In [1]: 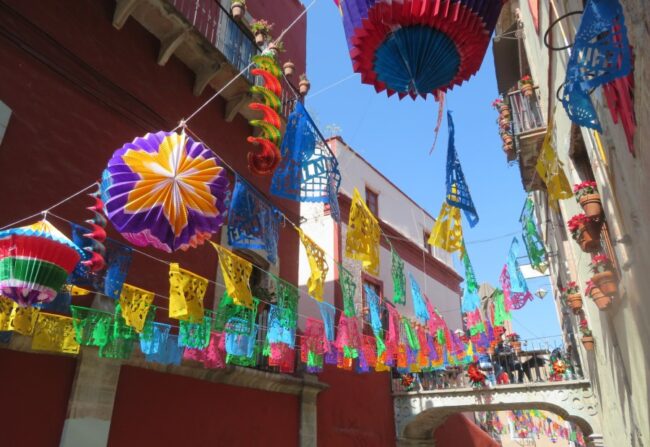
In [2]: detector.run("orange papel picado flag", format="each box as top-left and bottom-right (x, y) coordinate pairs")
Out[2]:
(428, 202), (463, 253)
(169, 263), (208, 322)
(31, 313), (80, 354)
(298, 229), (329, 302)
(211, 242), (254, 309)
(345, 188), (380, 276)
(120, 284), (155, 333)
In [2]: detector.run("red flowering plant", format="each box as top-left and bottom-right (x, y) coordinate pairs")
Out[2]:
(251, 19), (274, 35)
(579, 319), (592, 336)
(561, 281), (580, 295)
(573, 181), (599, 200)
(584, 279), (595, 295)
(506, 332), (521, 342)
(567, 214), (591, 239)
(492, 97), (504, 109)
(590, 254), (612, 274)
(519, 75), (533, 86)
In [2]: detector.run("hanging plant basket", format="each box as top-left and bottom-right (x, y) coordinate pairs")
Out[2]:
(581, 336), (594, 351)
(498, 103), (510, 114)
(568, 214), (601, 253)
(230, 1), (246, 20)
(589, 283), (612, 310)
(521, 83), (534, 97)
(579, 193), (602, 218)
(567, 293), (583, 313)
(592, 270), (618, 297)
(299, 75), (310, 96)
(283, 61), (295, 77)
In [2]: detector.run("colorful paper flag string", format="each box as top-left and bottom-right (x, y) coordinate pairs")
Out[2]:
(31, 313), (80, 354)
(227, 175), (281, 264)
(445, 112), (478, 227)
(211, 243), (253, 309)
(339, 267), (357, 317)
(168, 263), (208, 322)
(345, 188), (380, 275)
(119, 283), (155, 333)
(429, 203), (463, 253)
(298, 229), (329, 302)
(409, 273), (430, 323)
(535, 114), (572, 204)
(520, 196), (547, 273)
(391, 249), (406, 305)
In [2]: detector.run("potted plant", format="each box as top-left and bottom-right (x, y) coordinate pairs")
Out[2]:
(251, 19), (273, 45)
(574, 180), (602, 218)
(519, 75), (534, 97)
(299, 73), (310, 95)
(230, 0), (246, 20)
(567, 213), (600, 252)
(499, 116), (511, 129)
(561, 281), (582, 313)
(492, 97), (510, 115)
(267, 39), (284, 57)
(585, 279), (612, 310)
(579, 319), (594, 351)
(283, 60), (295, 77)
(506, 333), (521, 352)
(590, 254), (618, 297)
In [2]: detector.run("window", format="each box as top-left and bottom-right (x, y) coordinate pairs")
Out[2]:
(365, 187), (379, 217)
(423, 231), (432, 255)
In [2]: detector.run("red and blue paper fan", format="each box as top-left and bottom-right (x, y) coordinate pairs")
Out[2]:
(338, 0), (506, 99)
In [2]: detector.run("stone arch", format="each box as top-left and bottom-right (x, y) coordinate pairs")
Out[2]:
(394, 381), (601, 445)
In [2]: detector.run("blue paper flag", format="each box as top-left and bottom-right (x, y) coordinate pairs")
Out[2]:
(445, 112), (478, 227)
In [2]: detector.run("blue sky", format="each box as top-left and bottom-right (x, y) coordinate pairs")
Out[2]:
(302, 1), (561, 341)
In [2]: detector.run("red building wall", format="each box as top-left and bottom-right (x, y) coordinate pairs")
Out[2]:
(317, 366), (397, 446)
(0, 349), (77, 447)
(108, 366), (300, 446)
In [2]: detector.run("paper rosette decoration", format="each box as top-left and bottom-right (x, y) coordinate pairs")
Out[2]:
(0, 220), (85, 306)
(104, 131), (229, 252)
(338, 0), (506, 99)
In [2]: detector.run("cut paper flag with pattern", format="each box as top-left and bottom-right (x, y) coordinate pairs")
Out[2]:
(318, 301), (336, 342)
(140, 322), (171, 355)
(270, 102), (341, 220)
(104, 130), (229, 252)
(409, 273), (430, 323)
(560, 0), (632, 131)
(119, 284), (155, 333)
(0, 220), (85, 307)
(145, 334), (183, 365)
(179, 313), (212, 349)
(339, 266), (357, 317)
(301, 318), (327, 373)
(336, 0), (505, 99)
(184, 331), (226, 370)
(227, 176), (281, 264)
(429, 203), (463, 253)
(461, 247), (484, 336)
(364, 284), (385, 355)
(345, 188), (381, 275)
(168, 263), (208, 322)
(492, 288), (511, 327)
(445, 112), (478, 227)
(225, 322), (258, 367)
(247, 55), (283, 175)
(536, 115), (573, 204)
(211, 243), (253, 309)
(335, 314), (361, 360)
(500, 238), (533, 310)
(31, 313), (80, 354)
(520, 196), (547, 273)
(298, 229), (329, 302)
(391, 249), (406, 305)
(71, 306), (112, 347)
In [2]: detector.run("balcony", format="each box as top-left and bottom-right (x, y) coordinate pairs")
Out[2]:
(506, 87), (547, 191)
(113, 0), (298, 122)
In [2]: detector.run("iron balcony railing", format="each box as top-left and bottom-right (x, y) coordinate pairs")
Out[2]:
(506, 86), (546, 137)
(169, 0), (299, 118)
(392, 337), (582, 393)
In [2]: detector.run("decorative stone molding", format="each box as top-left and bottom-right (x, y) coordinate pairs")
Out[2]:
(394, 380), (600, 444)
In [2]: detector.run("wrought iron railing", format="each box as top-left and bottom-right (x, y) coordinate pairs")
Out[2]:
(392, 337), (582, 393)
(169, 0), (300, 117)
(506, 87), (546, 136)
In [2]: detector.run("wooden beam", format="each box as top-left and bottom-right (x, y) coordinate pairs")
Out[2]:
(157, 26), (190, 66)
(113, 0), (143, 30)
(224, 93), (252, 122)
(193, 63), (225, 97)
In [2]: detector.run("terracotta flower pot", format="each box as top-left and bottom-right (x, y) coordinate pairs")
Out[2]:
(487, 347), (495, 355)
(231, 3), (245, 20)
(498, 103), (510, 113)
(577, 222), (600, 252)
(502, 135), (513, 145)
(581, 336), (594, 351)
(499, 109), (511, 119)
(503, 143), (514, 153)
(589, 285), (612, 310)
(299, 80), (310, 96)
(579, 193), (602, 218)
(254, 31), (266, 45)
(283, 61), (295, 77)
(499, 118), (511, 129)
(592, 270), (618, 297)
(567, 293), (583, 312)
(521, 83), (534, 97)
(511, 341), (521, 353)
